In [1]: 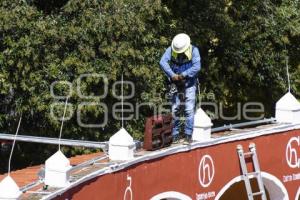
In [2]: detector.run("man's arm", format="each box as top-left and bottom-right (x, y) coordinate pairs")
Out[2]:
(159, 47), (176, 79)
(181, 47), (201, 78)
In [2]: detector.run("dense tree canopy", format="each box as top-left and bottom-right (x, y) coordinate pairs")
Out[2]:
(0, 0), (299, 170)
(166, 0), (300, 118)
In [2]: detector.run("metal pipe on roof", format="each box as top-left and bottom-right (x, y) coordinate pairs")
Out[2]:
(67, 155), (108, 173)
(0, 133), (108, 150)
(0, 118), (276, 152)
(211, 117), (276, 133)
(20, 180), (41, 193)
(0, 134), (142, 152)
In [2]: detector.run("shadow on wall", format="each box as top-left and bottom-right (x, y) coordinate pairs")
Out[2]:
(216, 172), (289, 200)
(219, 178), (270, 200)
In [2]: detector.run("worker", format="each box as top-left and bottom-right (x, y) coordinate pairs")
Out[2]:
(159, 33), (201, 144)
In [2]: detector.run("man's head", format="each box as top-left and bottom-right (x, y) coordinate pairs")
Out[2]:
(171, 33), (190, 54)
(171, 33), (192, 61)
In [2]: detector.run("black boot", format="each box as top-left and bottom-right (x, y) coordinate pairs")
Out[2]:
(183, 135), (192, 145)
(172, 135), (180, 144)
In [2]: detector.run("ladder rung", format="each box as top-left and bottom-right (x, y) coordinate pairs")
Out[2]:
(243, 152), (254, 156)
(237, 143), (267, 200)
(252, 191), (264, 196)
(246, 172), (260, 176)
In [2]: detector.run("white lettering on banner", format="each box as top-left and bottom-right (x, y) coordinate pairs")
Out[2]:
(123, 175), (133, 200)
(198, 155), (215, 188)
(195, 191), (215, 200)
(286, 136), (300, 168)
(283, 173), (300, 183)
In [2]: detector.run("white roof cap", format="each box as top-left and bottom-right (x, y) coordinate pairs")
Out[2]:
(109, 128), (134, 146)
(0, 175), (22, 199)
(194, 108), (213, 127)
(45, 150), (70, 170)
(276, 92), (300, 111)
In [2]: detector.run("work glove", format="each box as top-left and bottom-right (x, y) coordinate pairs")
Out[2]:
(171, 74), (185, 90)
(171, 74), (184, 82)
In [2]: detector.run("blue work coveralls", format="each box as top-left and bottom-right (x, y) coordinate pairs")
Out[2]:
(159, 45), (201, 136)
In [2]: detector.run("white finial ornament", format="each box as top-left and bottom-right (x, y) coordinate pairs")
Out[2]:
(109, 128), (135, 161)
(276, 92), (300, 124)
(44, 150), (71, 188)
(193, 108), (213, 141)
(0, 176), (22, 200)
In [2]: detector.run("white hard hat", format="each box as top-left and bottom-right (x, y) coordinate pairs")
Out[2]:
(171, 33), (191, 54)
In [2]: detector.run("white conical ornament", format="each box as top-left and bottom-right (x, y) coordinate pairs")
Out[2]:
(276, 92), (300, 124)
(0, 175), (22, 200)
(109, 128), (135, 161)
(44, 150), (71, 188)
(193, 108), (213, 141)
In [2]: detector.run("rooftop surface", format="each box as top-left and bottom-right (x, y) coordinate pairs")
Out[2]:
(0, 120), (300, 199)
(0, 152), (105, 199)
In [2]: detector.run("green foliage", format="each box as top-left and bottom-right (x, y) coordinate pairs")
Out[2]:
(0, 0), (167, 141)
(165, 0), (300, 118)
(0, 0), (168, 171)
(0, 0), (299, 145)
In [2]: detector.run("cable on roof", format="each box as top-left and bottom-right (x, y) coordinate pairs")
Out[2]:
(58, 97), (69, 151)
(8, 115), (22, 175)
